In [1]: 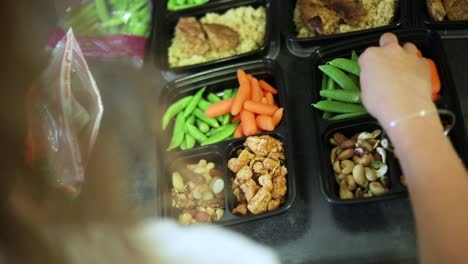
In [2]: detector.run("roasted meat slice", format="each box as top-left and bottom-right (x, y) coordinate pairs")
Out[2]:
(244, 135), (283, 157)
(247, 188), (272, 215)
(236, 165), (253, 183)
(233, 187), (246, 203)
(258, 174), (273, 192)
(443, 0), (468, 21)
(233, 203), (248, 216)
(228, 149), (254, 173)
(175, 17), (210, 55)
(325, 0), (367, 26)
(267, 199), (281, 211)
(298, 0), (341, 35)
(427, 0), (447, 21)
(202, 23), (240, 52)
(240, 179), (260, 202)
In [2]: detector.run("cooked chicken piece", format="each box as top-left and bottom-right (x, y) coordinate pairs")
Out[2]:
(298, 0), (341, 35)
(233, 187), (246, 203)
(252, 161), (268, 175)
(202, 23), (240, 52)
(263, 157), (280, 170)
(240, 179), (260, 202)
(268, 152), (285, 161)
(233, 203), (248, 216)
(228, 149), (254, 173)
(236, 165), (253, 183)
(273, 165), (288, 178)
(244, 135), (283, 157)
(325, 0), (367, 26)
(239, 149), (255, 164)
(258, 174), (273, 192)
(247, 188), (272, 215)
(443, 0), (468, 21)
(267, 199), (281, 211)
(272, 174), (287, 199)
(175, 17), (210, 56)
(427, 0), (447, 21)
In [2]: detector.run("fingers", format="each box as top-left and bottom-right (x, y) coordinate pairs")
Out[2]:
(403, 42), (418, 56)
(379, 33), (398, 47)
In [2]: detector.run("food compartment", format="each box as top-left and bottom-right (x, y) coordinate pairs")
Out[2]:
(224, 133), (295, 223)
(320, 120), (407, 204)
(157, 59), (289, 153)
(418, 0), (468, 30)
(158, 0), (276, 73)
(161, 149), (230, 224)
(310, 30), (451, 124)
(282, 0), (408, 53)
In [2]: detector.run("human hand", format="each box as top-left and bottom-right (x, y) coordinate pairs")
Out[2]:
(358, 33), (435, 128)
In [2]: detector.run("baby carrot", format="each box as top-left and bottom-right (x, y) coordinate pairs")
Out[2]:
(272, 108), (284, 127)
(205, 98), (234, 118)
(231, 114), (241, 123)
(265, 92), (274, 105)
(231, 69), (251, 116)
(261, 97), (268, 105)
(256, 115), (275, 131)
(416, 49), (422, 58)
(244, 100), (278, 116)
(234, 123), (244, 138)
(432, 93), (441, 101)
(240, 110), (257, 136)
(259, 80), (278, 94)
(426, 59), (441, 94)
(251, 77), (263, 102)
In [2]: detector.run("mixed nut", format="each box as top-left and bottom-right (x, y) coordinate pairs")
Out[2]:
(330, 129), (390, 200)
(171, 159), (225, 224)
(228, 135), (287, 216)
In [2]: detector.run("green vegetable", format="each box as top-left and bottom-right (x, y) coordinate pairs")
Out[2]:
(328, 111), (368, 120)
(350, 51), (360, 85)
(184, 133), (196, 149)
(327, 75), (335, 91)
(312, 100), (366, 114)
(370, 161), (384, 170)
(321, 74), (328, 91)
(351, 50), (359, 62)
(187, 124), (208, 143)
(223, 89), (233, 100)
(201, 124), (238, 146)
(162, 96), (193, 130)
(221, 114), (230, 126)
(180, 140), (188, 150)
(319, 65), (359, 91)
(167, 113), (185, 150)
(323, 112), (334, 119)
(320, 90), (362, 104)
(328, 58), (361, 76)
(95, 0), (111, 23)
(193, 108), (219, 128)
(184, 87), (206, 118)
(196, 119), (210, 134)
(186, 115), (195, 125)
(198, 99), (211, 111)
(207, 93), (221, 103)
(206, 126), (224, 137)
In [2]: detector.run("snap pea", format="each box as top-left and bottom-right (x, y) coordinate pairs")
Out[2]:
(183, 87), (206, 118)
(184, 133), (196, 149)
(207, 93), (221, 103)
(223, 89), (233, 100)
(162, 96), (193, 130)
(167, 113), (185, 150)
(350, 51), (360, 85)
(201, 124), (238, 146)
(319, 65), (359, 91)
(323, 112), (334, 119)
(321, 74), (328, 91)
(322, 74), (335, 119)
(328, 111), (368, 120)
(198, 99), (211, 111)
(351, 50), (359, 62)
(196, 119), (210, 134)
(180, 140), (188, 150)
(193, 108), (219, 128)
(328, 58), (361, 76)
(95, 0), (111, 23)
(187, 124), (208, 143)
(327, 75), (335, 91)
(320, 90), (362, 104)
(312, 100), (366, 113)
(186, 115), (195, 125)
(206, 126), (224, 137)
(221, 114), (231, 125)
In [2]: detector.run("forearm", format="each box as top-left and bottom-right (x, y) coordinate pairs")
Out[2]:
(387, 115), (468, 264)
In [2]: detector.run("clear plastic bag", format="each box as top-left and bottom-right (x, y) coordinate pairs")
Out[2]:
(26, 29), (104, 196)
(48, 0), (153, 67)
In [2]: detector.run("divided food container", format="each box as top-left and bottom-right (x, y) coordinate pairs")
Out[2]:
(156, 0), (280, 79)
(155, 60), (296, 225)
(307, 30), (468, 204)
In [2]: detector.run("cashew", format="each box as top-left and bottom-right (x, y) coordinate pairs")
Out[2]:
(198, 159), (207, 167)
(330, 147), (338, 164)
(206, 162), (215, 170)
(364, 167), (377, 181)
(339, 180), (354, 199)
(376, 147), (387, 164)
(337, 148), (354, 161)
(356, 140), (373, 152)
(336, 173), (346, 184)
(202, 191), (215, 201)
(358, 132), (373, 140)
(340, 160), (355, 174)
(352, 154), (373, 166)
(375, 164), (388, 177)
(192, 184), (210, 200)
(352, 164), (368, 188)
(333, 160), (341, 174)
(172, 172), (185, 192)
(369, 182), (388, 196)
(345, 175), (357, 191)
(371, 129), (382, 139)
(194, 167), (205, 175)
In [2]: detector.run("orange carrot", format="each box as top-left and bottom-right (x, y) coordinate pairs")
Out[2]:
(432, 93), (441, 101)
(272, 108), (284, 127)
(426, 59), (441, 94)
(205, 98), (234, 118)
(259, 80), (278, 94)
(251, 77), (263, 102)
(231, 69), (251, 115)
(234, 123), (244, 138)
(231, 114), (241, 123)
(240, 110), (257, 136)
(416, 50), (422, 58)
(265, 92), (274, 105)
(260, 97), (268, 105)
(244, 100), (278, 116)
(256, 115), (275, 131)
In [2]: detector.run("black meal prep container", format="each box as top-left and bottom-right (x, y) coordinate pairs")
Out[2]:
(155, 59), (296, 225)
(306, 29), (468, 204)
(155, 0), (281, 81)
(281, 0), (410, 56)
(415, 0), (468, 32)
(165, 0), (242, 14)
